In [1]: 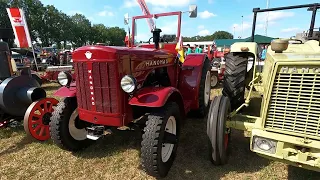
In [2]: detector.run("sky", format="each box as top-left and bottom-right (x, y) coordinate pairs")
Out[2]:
(39, 0), (320, 41)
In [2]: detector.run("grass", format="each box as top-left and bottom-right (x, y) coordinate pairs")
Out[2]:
(0, 82), (320, 180)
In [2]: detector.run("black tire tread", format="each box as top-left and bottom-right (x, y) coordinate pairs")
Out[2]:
(141, 102), (180, 178)
(222, 53), (248, 110)
(49, 97), (92, 151)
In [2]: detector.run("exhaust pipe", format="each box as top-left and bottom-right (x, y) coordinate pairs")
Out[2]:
(17, 87), (47, 104)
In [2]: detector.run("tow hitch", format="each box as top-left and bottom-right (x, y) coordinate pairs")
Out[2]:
(86, 126), (112, 140)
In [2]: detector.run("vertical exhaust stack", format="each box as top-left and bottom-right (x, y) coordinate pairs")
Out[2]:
(152, 28), (162, 49)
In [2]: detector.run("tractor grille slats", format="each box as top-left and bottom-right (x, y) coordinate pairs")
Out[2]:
(74, 62), (119, 113)
(265, 69), (320, 139)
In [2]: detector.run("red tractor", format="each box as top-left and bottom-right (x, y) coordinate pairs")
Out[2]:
(24, 5), (211, 178)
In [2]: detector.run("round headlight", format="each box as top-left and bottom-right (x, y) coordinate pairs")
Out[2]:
(57, 71), (72, 86)
(121, 75), (136, 93)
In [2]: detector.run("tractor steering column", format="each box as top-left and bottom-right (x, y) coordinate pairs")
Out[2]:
(152, 28), (162, 49)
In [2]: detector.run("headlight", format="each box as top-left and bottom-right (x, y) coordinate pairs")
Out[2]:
(57, 71), (72, 86)
(252, 136), (277, 154)
(121, 75), (136, 93)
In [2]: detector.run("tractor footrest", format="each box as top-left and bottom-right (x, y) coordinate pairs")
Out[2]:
(86, 126), (105, 140)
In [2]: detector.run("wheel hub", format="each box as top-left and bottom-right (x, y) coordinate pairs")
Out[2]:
(161, 116), (177, 163)
(42, 112), (51, 125)
(204, 71), (211, 107)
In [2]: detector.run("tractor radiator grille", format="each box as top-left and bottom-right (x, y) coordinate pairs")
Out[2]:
(265, 66), (320, 139)
(74, 61), (119, 113)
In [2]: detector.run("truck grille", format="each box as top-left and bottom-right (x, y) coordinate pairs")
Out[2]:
(265, 66), (320, 139)
(74, 62), (119, 113)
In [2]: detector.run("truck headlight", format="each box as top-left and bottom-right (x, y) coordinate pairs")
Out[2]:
(121, 75), (137, 93)
(252, 136), (277, 154)
(57, 71), (72, 86)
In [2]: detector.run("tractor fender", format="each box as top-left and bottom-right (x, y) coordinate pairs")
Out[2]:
(230, 42), (258, 59)
(53, 83), (77, 97)
(129, 86), (185, 118)
(179, 53), (208, 109)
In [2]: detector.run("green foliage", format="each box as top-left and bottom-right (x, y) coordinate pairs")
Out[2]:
(0, 0), (126, 47)
(183, 30), (233, 42)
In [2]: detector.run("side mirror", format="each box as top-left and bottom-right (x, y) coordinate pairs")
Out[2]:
(189, 5), (197, 18)
(124, 13), (129, 25)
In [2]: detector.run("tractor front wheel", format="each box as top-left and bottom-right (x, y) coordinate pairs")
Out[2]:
(141, 102), (181, 178)
(207, 95), (231, 165)
(49, 97), (93, 151)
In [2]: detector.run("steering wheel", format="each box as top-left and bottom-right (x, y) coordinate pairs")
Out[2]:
(148, 37), (153, 44)
(148, 37), (169, 44)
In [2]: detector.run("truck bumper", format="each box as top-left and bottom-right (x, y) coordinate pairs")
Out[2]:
(78, 108), (123, 127)
(250, 129), (320, 172)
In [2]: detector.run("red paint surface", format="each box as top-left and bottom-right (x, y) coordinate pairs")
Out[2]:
(54, 86), (77, 97)
(8, 8), (30, 48)
(129, 86), (181, 107)
(179, 53), (206, 109)
(78, 108), (122, 126)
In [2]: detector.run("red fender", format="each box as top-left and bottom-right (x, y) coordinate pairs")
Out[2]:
(53, 82), (77, 97)
(179, 53), (208, 109)
(129, 86), (184, 108)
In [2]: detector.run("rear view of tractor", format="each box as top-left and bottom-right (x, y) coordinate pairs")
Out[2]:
(206, 3), (320, 172)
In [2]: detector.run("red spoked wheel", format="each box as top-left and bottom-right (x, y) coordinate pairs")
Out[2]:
(24, 98), (59, 141)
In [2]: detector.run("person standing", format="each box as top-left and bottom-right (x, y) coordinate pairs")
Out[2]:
(185, 44), (192, 56)
(194, 44), (199, 53)
(261, 45), (267, 61)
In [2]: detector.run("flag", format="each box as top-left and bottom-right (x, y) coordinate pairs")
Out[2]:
(175, 35), (185, 63)
(6, 8), (32, 48)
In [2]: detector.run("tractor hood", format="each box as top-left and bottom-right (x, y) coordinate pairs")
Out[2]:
(269, 40), (320, 62)
(73, 45), (176, 62)
(72, 45), (177, 75)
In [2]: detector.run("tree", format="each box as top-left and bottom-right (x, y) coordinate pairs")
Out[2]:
(211, 31), (233, 39)
(71, 13), (91, 47)
(183, 30), (233, 42)
(0, 0), (11, 28)
(107, 27), (126, 46)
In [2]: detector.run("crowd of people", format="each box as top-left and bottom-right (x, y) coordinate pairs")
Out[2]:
(184, 44), (204, 56)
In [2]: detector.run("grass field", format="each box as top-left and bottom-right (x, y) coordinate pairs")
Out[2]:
(0, 83), (320, 180)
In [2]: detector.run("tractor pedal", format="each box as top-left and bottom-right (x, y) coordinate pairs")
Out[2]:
(86, 126), (105, 140)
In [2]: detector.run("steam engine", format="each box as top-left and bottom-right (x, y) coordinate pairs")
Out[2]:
(0, 42), (46, 126)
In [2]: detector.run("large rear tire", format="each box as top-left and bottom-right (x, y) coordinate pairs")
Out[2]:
(222, 53), (248, 110)
(196, 58), (211, 117)
(141, 102), (181, 178)
(49, 97), (93, 151)
(207, 95), (231, 165)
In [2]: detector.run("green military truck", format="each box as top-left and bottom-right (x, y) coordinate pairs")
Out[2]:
(207, 3), (320, 172)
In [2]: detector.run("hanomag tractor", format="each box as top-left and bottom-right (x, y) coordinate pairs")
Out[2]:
(207, 3), (320, 172)
(33, 5), (211, 178)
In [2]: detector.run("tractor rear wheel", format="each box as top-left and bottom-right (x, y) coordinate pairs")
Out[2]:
(222, 53), (248, 110)
(207, 95), (231, 165)
(49, 97), (93, 151)
(196, 58), (211, 117)
(141, 102), (181, 178)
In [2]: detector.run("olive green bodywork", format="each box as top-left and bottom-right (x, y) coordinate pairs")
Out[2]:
(227, 40), (320, 171)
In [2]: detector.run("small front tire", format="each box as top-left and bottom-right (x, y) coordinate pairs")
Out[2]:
(207, 95), (231, 165)
(141, 102), (181, 178)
